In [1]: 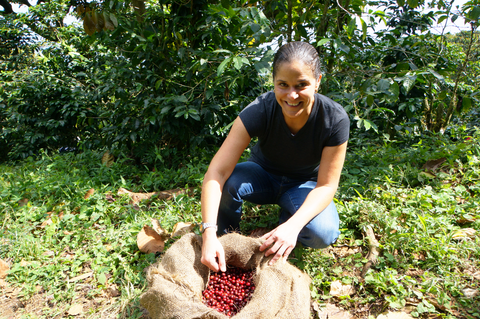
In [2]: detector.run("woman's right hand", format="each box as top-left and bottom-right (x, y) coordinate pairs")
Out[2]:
(201, 228), (227, 272)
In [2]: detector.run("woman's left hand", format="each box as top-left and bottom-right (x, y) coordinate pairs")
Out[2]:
(259, 223), (300, 265)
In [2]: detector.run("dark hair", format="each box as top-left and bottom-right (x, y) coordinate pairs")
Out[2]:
(272, 41), (322, 80)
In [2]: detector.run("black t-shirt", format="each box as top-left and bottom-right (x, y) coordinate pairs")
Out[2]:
(239, 91), (350, 180)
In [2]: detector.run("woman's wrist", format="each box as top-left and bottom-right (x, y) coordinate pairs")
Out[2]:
(202, 227), (217, 238)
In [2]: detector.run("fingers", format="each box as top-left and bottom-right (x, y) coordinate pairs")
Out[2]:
(259, 229), (296, 265)
(217, 248), (227, 272)
(201, 254), (220, 272)
(201, 238), (227, 272)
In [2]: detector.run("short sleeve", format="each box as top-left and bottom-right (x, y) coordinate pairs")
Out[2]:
(238, 92), (274, 139)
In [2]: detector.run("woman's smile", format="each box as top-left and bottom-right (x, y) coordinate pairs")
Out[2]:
(285, 101), (300, 107)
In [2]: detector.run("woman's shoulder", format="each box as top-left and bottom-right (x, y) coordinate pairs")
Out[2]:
(315, 93), (348, 115)
(241, 91), (276, 113)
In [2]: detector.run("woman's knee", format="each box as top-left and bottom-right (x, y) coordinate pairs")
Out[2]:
(297, 201), (340, 249)
(298, 223), (340, 248)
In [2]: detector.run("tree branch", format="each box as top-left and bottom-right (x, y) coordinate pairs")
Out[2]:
(361, 225), (380, 278)
(0, 0), (14, 14)
(17, 0), (33, 7)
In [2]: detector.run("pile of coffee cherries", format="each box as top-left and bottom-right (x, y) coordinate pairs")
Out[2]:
(202, 266), (256, 317)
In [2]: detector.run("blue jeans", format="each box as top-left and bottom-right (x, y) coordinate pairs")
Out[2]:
(218, 161), (340, 249)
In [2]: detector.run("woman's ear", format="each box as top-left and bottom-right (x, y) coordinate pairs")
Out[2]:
(315, 74), (322, 91)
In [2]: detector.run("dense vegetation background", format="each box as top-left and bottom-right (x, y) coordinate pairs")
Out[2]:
(1, 0), (479, 164)
(1, 0), (480, 318)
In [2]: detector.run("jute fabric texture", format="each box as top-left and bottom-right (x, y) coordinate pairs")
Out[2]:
(140, 232), (311, 319)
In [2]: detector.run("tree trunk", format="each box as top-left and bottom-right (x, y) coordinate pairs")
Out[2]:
(443, 25), (477, 130)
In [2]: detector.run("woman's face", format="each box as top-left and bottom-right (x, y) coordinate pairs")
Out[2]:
(273, 60), (321, 125)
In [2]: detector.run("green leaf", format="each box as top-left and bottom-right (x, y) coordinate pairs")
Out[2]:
(206, 88), (214, 100)
(175, 111), (186, 118)
(254, 61), (269, 74)
(97, 272), (107, 285)
(462, 97), (472, 110)
(217, 57), (231, 77)
(347, 19), (356, 37)
(161, 106), (171, 114)
(402, 74), (417, 93)
(363, 119), (378, 133)
(109, 13), (118, 27)
(390, 82), (400, 97)
(361, 18), (367, 41)
(407, 0), (419, 8)
(316, 38), (331, 46)
(213, 49), (232, 54)
(339, 44), (350, 54)
(397, 0), (405, 6)
(437, 15), (448, 24)
(469, 6), (480, 20)
(428, 69), (444, 82)
(377, 79), (390, 92)
(250, 23), (261, 33)
(221, 0), (230, 9)
(173, 95), (188, 103)
(367, 95), (374, 106)
(233, 57), (242, 70)
(297, 24), (308, 39)
(155, 79), (162, 90)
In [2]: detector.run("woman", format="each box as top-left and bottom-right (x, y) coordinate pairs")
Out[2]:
(200, 41), (350, 272)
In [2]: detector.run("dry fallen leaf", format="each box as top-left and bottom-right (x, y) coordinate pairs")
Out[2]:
(107, 284), (121, 297)
(462, 288), (479, 298)
(422, 157), (446, 172)
(137, 225), (165, 253)
(105, 193), (116, 203)
(171, 221), (195, 238)
(377, 311), (414, 319)
(18, 198), (29, 207)
(151, 218), (170, 239)
(0, 279), (8, 288)
(84, 188), (95, 199)
(68, 303), (84, 316)
(68, 272), (93, 282)
(315, 303), (354, 319)
(457, 215), (476, 224)
(330, 280), (355, 297)
(117, 187), (157, 204)
(40, 218), (53, 228)
(20, 260), (30, 267)
(0, 259), (9, 279)
(452, 228), (476, 240)
(101, 151), (114, 167)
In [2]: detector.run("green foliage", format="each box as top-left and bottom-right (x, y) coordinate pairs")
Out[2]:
(2, 126), (479, 317)
(1, 0), (479, 166)
(0, 149), (208, 316)
(330, 126), (480, 316)
(1, 57), (97, 159)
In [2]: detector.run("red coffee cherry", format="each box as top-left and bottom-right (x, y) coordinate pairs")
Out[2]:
(202, 266), (256, 317)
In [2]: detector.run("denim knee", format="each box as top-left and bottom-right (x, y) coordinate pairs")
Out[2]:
(296, 201), (340, 249)
(298, 222), (340, 249)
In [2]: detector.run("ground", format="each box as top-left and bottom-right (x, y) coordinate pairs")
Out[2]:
(0, 243), (414, 319)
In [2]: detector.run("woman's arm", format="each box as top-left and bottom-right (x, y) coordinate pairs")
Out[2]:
(201, 117), (252, 272)
(260, 141), (348, 264)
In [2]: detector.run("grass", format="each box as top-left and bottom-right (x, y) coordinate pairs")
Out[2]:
(1, 126), (480, 318)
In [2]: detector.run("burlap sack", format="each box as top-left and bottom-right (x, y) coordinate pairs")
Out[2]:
(140, 232), (312, 319)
